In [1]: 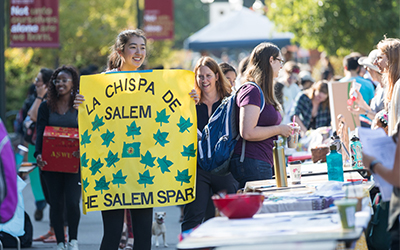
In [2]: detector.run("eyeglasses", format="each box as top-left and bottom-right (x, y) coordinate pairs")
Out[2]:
(275, 57), (285, 64)
(34, 78), (42, 83)
(53, 79), (72, 85)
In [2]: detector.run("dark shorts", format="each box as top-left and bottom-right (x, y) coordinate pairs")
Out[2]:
(229, 154), (272, 189)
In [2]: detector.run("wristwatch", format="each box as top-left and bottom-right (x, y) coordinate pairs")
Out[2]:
(36, 96), (44, 101)
(370, 159), (380, 174)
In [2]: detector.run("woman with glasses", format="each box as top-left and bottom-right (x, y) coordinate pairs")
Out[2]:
(35, 66), (80, 250)
(229, 42), (293, 189)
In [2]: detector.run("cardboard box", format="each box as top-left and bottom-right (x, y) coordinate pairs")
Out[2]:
(42, 126), (79, 173)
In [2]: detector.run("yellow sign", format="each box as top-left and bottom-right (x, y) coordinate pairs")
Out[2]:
(78, 70), (197, 213)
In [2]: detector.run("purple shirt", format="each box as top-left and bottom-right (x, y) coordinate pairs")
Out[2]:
(233, 84), (282, 165)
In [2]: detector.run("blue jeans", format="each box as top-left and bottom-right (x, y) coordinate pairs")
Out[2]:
(229, 154), (272, 189)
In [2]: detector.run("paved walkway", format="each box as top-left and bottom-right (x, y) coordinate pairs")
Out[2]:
(20, 175), (183, 250)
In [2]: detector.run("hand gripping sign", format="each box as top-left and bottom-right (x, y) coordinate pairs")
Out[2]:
(78, 70), (197, 213)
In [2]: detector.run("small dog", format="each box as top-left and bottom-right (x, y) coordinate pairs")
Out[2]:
(152, 212), (168, 247)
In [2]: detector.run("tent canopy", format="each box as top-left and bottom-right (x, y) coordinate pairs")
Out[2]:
(184, 7), (294, 51)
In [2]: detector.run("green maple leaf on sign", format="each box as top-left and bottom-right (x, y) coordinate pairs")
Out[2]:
(104, 150), (120, 168)
(82, 177), (89, 192)
(181, 143), (196, 160)
(153, 129), (169, 147)
(126, 121), (141, 139)
(112, 169), (127, 188)
(80, 130), (92, 148)
(81, 152), (89, 168)
(157, 155), (173, 174)
(89, 158), (104, 175)
(101, 129), (115, 147)
(155, 109), (170, 126)
(91, 114), (105, 131)
(175, 169), (192, 186)
(137, 169), (155, 188)
(177, 116), (193, 133)
(94, 176), (110, 194)
(140, 150), (156, 169)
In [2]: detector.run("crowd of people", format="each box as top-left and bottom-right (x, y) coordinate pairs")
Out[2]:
(3, 28), (400, 250)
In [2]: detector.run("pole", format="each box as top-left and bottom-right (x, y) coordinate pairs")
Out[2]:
(0, 0), (6, 122)
(137, 0), (142, 29)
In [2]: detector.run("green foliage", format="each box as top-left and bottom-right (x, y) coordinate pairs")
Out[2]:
(4, 0), (208, 129)
(266, 0), (399, 55)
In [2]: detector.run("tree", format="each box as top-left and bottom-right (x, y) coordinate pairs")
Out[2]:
(265, 0), (399, 55)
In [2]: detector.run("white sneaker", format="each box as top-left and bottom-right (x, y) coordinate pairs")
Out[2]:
(57, 242), (66, 250)
(68, 240), (79, 250)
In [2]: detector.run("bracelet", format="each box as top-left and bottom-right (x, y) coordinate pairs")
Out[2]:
(370, 159), (380, 174)
(36, 96), (44, 101)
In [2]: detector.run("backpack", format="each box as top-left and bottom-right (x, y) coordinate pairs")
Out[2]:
(197, 82), (265, 175)
(366, 193), (391, 250)
(0, 118), (18, 223)
(0, 212), (33, 248)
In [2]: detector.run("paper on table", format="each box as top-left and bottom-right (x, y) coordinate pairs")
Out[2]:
(358, 128), (396, 201)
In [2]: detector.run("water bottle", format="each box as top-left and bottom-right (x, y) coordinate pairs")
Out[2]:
(350, 135), (363, 169)
(326, 144), (344, 182)
(273, 139), (288, 187)
(15, 144), (28, 169)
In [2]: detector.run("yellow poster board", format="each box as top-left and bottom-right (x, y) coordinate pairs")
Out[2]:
(78, 70), (197, 213)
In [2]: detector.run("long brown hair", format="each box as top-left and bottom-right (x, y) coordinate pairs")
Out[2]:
(377, 38), (400, 103)
(305, 80), (330, 110)
(107, 29), (147, 71)
(244, 42), (281, 111)
(194, 57), (232, 102)
(47, 65), (79, 113)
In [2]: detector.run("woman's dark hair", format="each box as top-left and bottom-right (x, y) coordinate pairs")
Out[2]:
(306, 80), (330, 110)
(47, 65), (79, 112)
(40, 68), (53, 85)
(107, 29), (147, 70)
(244, 42), (281, 111)
(219, 62), (237, 75)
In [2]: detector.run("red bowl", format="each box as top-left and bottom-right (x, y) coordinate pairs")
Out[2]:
(212, 193), (265, 219)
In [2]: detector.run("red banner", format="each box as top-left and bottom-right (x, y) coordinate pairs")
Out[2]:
(9, 0), (59, 48)
(143, 0), (174, 40)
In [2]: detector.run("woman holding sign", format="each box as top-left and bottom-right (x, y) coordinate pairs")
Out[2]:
(35, 66), (80, 250)
(74, 29), (198, 250)
(229, 43), (293, 189)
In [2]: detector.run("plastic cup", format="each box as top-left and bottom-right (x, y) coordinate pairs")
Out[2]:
(334, 198), (358, 230)
(288, 163), (301, 185)
(287, 122), (300, 148)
